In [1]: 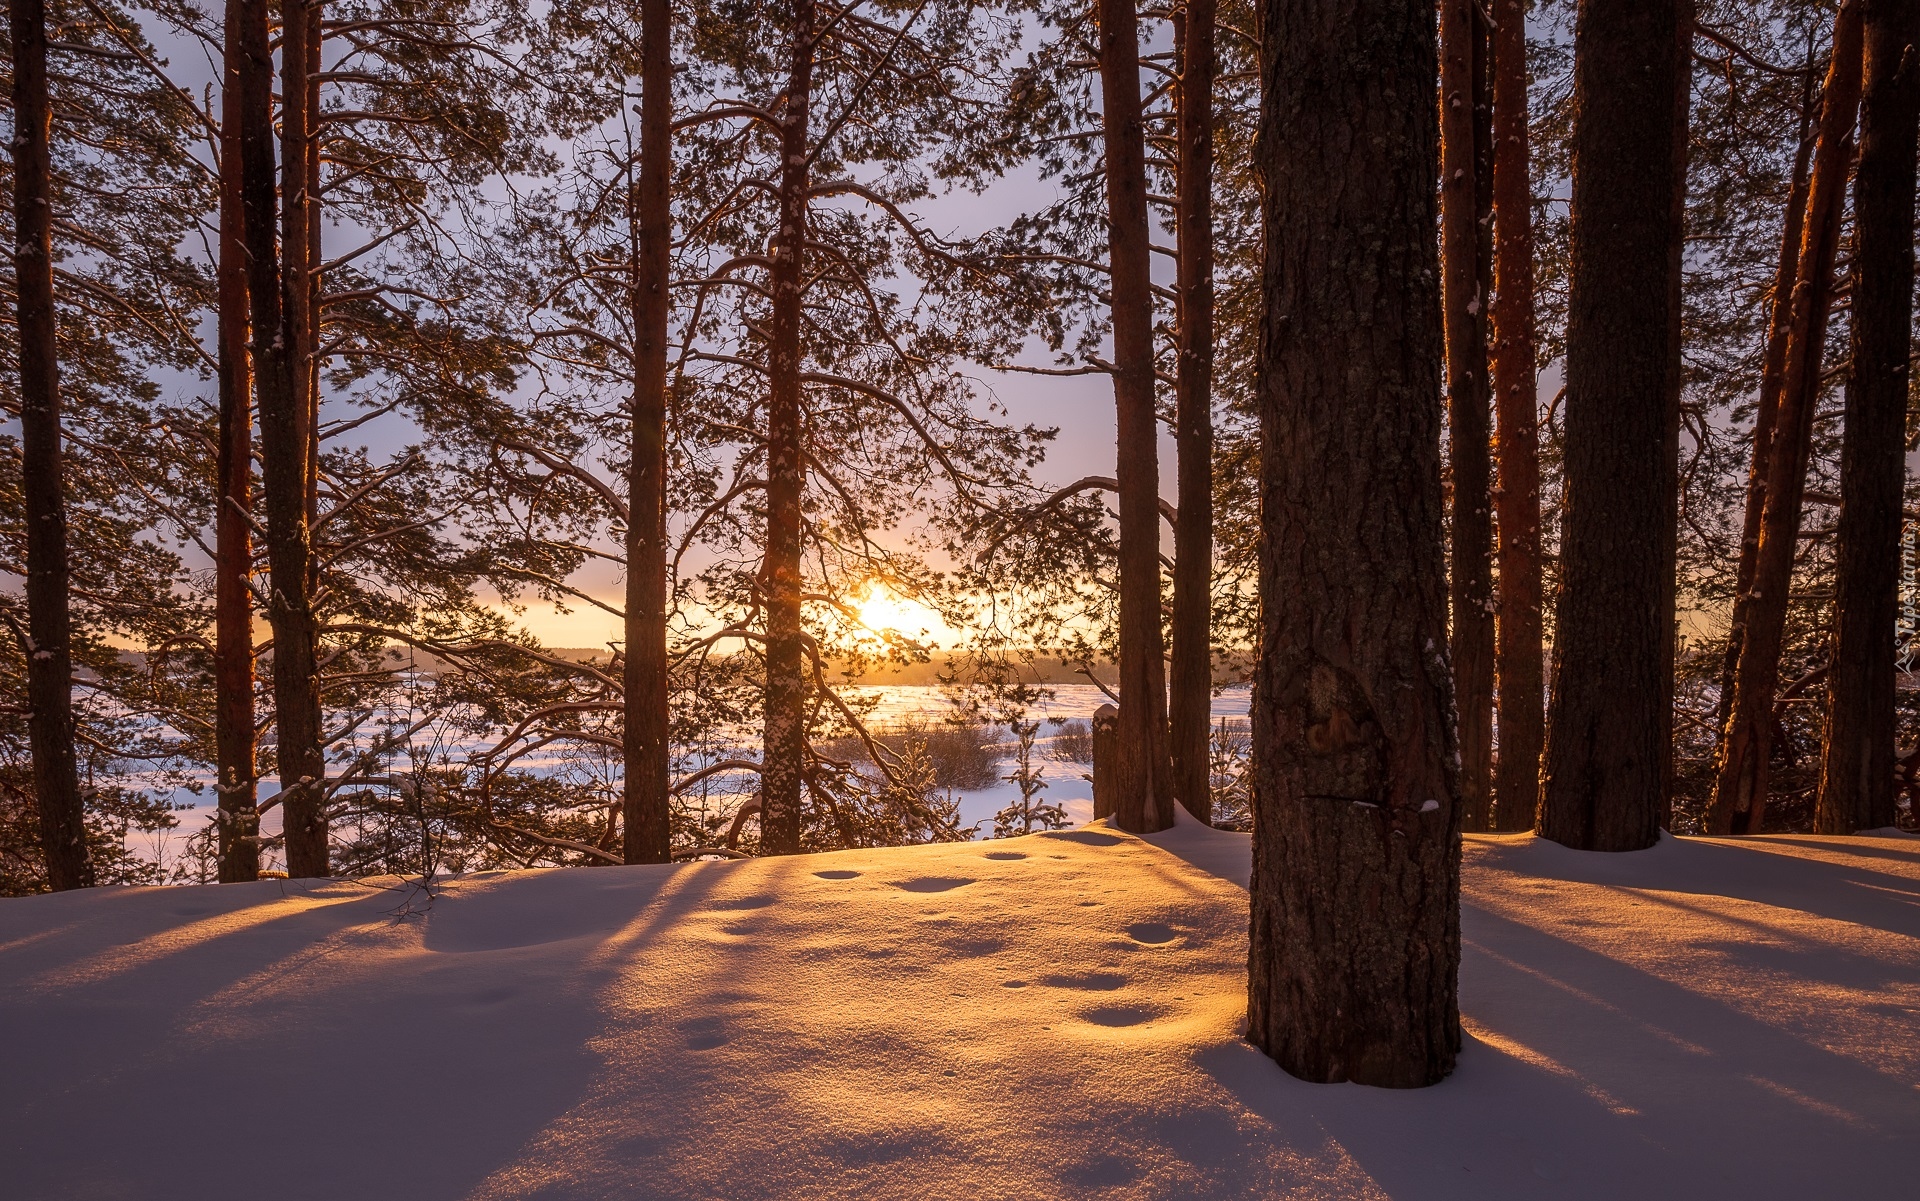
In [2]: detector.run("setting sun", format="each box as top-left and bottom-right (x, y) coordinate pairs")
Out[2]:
(852, 583), (950, 645)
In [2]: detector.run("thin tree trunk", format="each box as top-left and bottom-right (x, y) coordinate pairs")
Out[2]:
(1718, 68), (1817, 741)
(1098, 0), (1174, 835)
(1657, 1), (1692, 831)
(1441, 0), (1495, 832)
(11, 0), (92, 891)
(759, 0), (815, 856)
(1488, 0), (1543, 833)
(1818, 0), (1919, 835)
(624, 0), (673, 865)
(1170, 0), (1216, 827)
(262, 0), (328, 876)
(215, 0), (259, 883)
(1250, 0), (1460, 1088)
(1710, 0), (1862, 836)
(303, 3), (321, 530)
(1538, 0), (1686, 853)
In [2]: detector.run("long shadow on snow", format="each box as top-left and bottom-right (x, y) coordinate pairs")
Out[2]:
(0, 861), (733, 1201)
(1195, 896), (1920, 1201)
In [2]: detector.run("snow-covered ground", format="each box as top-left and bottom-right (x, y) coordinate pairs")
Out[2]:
(5, 816), (1917, 1199)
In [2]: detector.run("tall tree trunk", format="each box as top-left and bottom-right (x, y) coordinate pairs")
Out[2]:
(1538, 0), (1686, 853)
(262, 0), (329, 876)
(11, 0), (92, 891)
(303, 3), (321, 530)
(1098, 0), (1174, 835)
(1170, 0), (1216, 827)
(1657, 1), (1693, 831)
(759, 0), (814, 856)
(1709, 1), (1862, 836)
(1250, 0), (1459, 1088)
(1718, 123), (1814, 738)
(1818, 0), (1919, 835)
(1441, 0), (1495, 832)
(215, 0), (260, 883)
(625, 0), (673, 865)
(1488, 0), (1543, 833)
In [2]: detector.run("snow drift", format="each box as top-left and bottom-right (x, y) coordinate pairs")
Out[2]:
(3, 816), (1917, 1199)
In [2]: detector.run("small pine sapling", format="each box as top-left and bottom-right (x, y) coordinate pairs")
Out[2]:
(993, 720), (1069, 838)
(1209, 717), (1253, 831)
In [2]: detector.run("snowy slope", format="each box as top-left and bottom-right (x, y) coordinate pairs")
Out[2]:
(3, 817), (1917, 1200)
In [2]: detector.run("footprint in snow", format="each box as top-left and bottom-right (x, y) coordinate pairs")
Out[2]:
(813, 870), (860, 881)
(1125, 922), (1177, 945)
(1080, 1004), (1158, 1028)
(891, 877), (974, 893)
(982, 851), (1026, 861)
(710, 894), (777, 910)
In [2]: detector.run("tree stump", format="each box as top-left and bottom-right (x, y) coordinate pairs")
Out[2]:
(1091, 704), (1120, 821)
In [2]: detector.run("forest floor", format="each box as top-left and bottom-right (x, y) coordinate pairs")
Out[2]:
(3, 817), (1917, 1200)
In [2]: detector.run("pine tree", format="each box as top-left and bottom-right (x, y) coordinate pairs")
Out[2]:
(1250, 0), (1460, 1088)
(1817, 0), (1919, 834)
(1488, 0), (1543, 832)
(1169, 0), (1217, 827)
(1538, 0), (1687, 853)
(1710, 0), (1862, 835)
(1440, 0), (1495, 831)
(9, 0), (90, 889)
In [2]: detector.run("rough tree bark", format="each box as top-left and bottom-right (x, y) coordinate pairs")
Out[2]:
(1538, 0), (1686, 853)
(1441, 0), (1495, 831)
(1710, 1), (1862, 836)
(758, 0), (815, 856)
(624, 0), (673, 865)
(1250, 0), (1460, 1088)
(1488, 0), (1543, 832)
(11, 0), (93, 890)
(1818, 0), (1920, 835)
(215, 0), (261, 882)
(260, 0), (329, 876)
(1098, 0), (1174, 835)
(1170, 0), (1216, 827)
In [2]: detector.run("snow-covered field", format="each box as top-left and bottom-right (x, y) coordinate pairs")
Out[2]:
(138, 685), (1254, 874)
(5, 816), (1917, 1199)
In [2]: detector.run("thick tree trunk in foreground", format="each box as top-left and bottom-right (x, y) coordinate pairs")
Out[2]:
(624, 0), (673, 865)
(758, 0), (815, 856)
(261, 0), (329, 876)
(1710, 1), (1862, 836)
(1441, 0), (1495, 831)
(1488, 0), (1543, 832)
(11, 0), (92, 891)
(1250, 0), (1460, 1088)
(215, 0), (260, 882)
(1098, 0), (1174, 835)
(1818, 0), (1920, 835)
(1170, 0), (1216, 827)
(1538, 0), (1685, 853)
